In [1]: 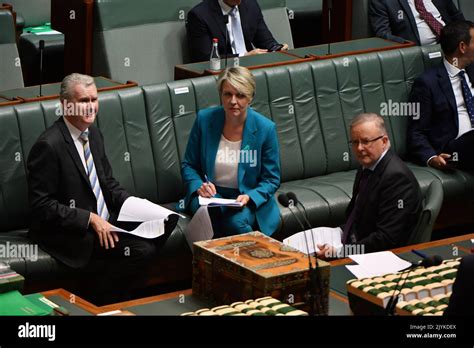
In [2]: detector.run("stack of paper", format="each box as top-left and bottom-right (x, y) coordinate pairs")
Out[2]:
(198, 196), (243, 207)
(283, 227), (343, 254)
(346, 251), (412, 279)
(110, 197), (184, 239)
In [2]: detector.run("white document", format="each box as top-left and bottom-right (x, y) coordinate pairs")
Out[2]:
(110, 219), (166, 239)
(32, 29), (62, 36)
(346, 251), (412, 279)
(184, 206), (214, 252)
(198, 196), (243, 208)
(118, 196), (184, 221)
(111, 196), (184, 239)
(283, 227), (343, 254)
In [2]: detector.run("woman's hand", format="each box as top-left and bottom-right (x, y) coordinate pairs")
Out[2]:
(236, 194), (250, 206)
(197, 182), (217, 198)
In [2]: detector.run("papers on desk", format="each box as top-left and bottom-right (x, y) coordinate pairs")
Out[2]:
(346, 251), (412, 279)
(283, 227), (343, 254)
(198, 196), (243, 208)
(184, 206), (214, 251)
(110, 197), (184, 239)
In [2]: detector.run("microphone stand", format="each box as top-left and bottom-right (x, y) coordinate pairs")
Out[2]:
(327, 0), (332, 56)
(38, 40), (45, 97)
(278, 193), (318, 315)
(287, 192), (324, 314)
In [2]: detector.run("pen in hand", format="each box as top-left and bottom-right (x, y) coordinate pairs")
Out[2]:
(204, 174), (216, 197)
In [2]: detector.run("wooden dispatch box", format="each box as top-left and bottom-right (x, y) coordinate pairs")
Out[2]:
(192, 231), (330, 315)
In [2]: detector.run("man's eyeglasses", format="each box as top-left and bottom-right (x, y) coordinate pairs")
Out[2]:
(349, 135), (385, 147)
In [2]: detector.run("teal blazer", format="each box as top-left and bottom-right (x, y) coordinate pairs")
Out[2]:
(181, 106), (281, 236)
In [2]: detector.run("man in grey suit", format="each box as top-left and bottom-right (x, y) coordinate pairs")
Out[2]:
(369, 0), (464, 45)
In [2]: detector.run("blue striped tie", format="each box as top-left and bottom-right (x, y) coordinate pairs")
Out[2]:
(459, 71), (474, 128)
(80, 130), (110, 221)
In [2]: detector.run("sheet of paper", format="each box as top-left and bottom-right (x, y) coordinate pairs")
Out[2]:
(33, 30), (62, 35)
(198, 196), (243, 207)
(184, 206), (214, 252)
(283, 227), (343, 254)
(346, 251), (412, 279)
(345, 265), (384, 279)
(118, 196), (184, 222)
(110, 219), (165, 239)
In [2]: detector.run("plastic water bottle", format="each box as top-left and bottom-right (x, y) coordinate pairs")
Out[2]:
(210, 38), (221, 71)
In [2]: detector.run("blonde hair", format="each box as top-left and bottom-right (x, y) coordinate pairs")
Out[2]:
(217, 66), (256, 100)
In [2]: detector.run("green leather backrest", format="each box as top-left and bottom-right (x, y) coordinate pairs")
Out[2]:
(7, 0), (50, 27)
(92, 0), (293, 84)
(0, 44), (443, 232)
(456, 0), (474, 20)
(0, 9), (24, 90)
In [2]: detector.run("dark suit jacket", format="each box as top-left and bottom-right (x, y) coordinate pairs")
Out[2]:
(408, 63), (474, 165)
(27, 117), (130, 269)
(186, 0), (279, 62)
(347, 149), (422, 253)
(369, 0), (464, 45)
(444, 254), (474, 316)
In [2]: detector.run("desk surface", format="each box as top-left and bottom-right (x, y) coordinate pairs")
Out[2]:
(286, 37), (413, 59)
(0, 77), (136, 102)
(39, 234), (473, 316)
(175, 52), (310, 80)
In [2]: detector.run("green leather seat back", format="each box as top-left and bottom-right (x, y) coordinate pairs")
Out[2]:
(456, 0), (474, 20)
(352, 0), (371, 39)
(92, 0), (201, 85)
(259, 0), (294, 49)
(0, 9), (24, 90)
(7, 0), (50, 27)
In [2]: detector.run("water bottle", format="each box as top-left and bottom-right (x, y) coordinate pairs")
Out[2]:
(210, 38), (221, 71)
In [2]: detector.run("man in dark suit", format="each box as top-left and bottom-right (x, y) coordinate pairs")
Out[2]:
(369, 0), (464, 45)
(444, 254), (474, 316)
(27, 73), (166, 304)
(317, 113), (422, 258)
(186, 0), (288, 63)
(408, 20), (474, 170)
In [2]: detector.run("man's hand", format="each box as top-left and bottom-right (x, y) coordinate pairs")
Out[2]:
(281, 43), (289, 51)
(236, 194), (250, 206)
(245, 48), (268, 56)
(197, 182), (217, 198)
(316, 244), (339, 260)
(90, 213), (119, 249)
(428, 153), (451, 170)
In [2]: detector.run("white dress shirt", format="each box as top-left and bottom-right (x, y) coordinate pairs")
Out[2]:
(443, 59), (474, 139)
(63, 116), (88, 173)
(214, 135), (241, 189)
(218, 0), (247, 56)
(408, 0), (445, 45)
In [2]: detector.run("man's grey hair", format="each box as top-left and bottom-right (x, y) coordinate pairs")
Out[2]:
(60, 73), (95, 101)
(350, 113), (388, 134)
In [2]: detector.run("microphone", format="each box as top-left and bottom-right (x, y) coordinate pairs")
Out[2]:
(223, 14), (229, 68)
(38, 40), (45, 97)
(278, 193), (319, 315)
(286, 191), (325, 314)
(287, 192), (317, 252)
(385, 255), (443, 315)
(327, 0), (332, 56)
(278, 193), (311, 259)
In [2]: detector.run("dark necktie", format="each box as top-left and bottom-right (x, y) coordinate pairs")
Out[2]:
(458, 70), (474, 128)
(414, 0), (444, 38)
(342, 169), (371, 244)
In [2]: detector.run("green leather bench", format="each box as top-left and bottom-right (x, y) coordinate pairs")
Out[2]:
(92, 0), (294, 85)
(0, 8), (24, 90)
(1, 44), (473, 294)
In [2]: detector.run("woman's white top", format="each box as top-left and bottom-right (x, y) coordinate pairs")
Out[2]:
(213, 135), (242, 189)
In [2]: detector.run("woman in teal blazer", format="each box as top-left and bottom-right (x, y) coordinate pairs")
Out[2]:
(181, 66), (281, 237)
